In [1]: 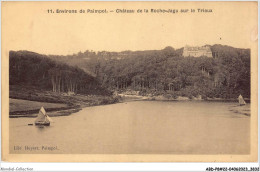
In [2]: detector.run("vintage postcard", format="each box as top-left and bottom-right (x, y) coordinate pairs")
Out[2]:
(1, 1), (258, 162)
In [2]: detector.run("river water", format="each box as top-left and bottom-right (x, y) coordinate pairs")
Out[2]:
(10, 101), (250, 154)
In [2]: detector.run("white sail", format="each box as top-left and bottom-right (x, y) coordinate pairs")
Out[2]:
(35, 107), (52, 124)
(238, 94), (246, 105)
(40, 106), (46, 114)
(46, 115), (53, 122)
(35, 107), (46, 123)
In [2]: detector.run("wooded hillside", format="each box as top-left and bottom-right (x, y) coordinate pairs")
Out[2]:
(9, 51), (110, 95)
(49, 45), (250, 99)
(10, 44), (250, 99)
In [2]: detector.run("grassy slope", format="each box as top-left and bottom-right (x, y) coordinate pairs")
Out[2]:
(9, 85), (119, 117)
(10, 98), (67, 112)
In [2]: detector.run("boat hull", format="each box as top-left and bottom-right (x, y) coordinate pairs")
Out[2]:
(35, 122), (50, 126)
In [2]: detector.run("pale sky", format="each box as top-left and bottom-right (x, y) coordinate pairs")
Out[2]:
(2, 1), (258, 55)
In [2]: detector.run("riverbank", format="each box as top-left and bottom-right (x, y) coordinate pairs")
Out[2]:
(9, 85), (119, 118)
(118, 93), (242, 102)
(119, 93), (250, 116)
(10, 85), (250, 118)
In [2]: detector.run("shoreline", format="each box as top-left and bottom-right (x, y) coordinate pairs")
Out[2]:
(118, 93), (249, 102)
(9, 97), (119, 118)
(9, 85), (120, 118)
(10, 94), (250, 118)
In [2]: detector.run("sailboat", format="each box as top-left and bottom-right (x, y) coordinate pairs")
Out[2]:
(35, 107), (53, 126)
(238, 94), (246, 106)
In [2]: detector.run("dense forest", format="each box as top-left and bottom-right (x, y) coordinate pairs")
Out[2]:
(9, 51), (110, 95)
(10, 44), (250, 99)
(50, 45), (250, 99)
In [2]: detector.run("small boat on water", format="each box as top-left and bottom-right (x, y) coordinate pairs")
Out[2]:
(35, 107), (53, 126)
(238, 94), (246, 106)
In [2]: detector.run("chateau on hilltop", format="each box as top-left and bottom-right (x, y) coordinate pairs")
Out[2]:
(183, 45), (213, 58)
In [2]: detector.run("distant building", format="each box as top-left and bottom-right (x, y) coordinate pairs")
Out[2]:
(183, 45), (213, 57)
(67, 91), (75, 96)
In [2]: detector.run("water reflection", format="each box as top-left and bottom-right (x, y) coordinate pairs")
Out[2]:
(35, 126), (47, 134)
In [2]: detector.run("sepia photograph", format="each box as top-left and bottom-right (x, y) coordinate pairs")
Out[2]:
(1, 1), (258, 163)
